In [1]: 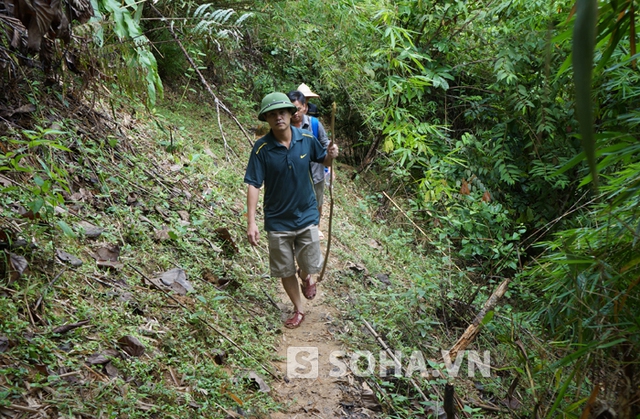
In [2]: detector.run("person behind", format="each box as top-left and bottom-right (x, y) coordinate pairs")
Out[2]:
(287, 90), (330, 239)
(244, 92), (339, 329)
(297, 83), (320, 117)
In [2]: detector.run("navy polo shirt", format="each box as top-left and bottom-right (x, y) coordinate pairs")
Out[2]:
(244, 126), (327, 232)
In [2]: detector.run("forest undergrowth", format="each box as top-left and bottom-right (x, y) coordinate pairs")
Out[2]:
(0, 86), (525, 418)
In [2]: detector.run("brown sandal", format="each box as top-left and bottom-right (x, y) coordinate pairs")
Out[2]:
(285, 311), (305, 328)
(298, 269), (317, 300)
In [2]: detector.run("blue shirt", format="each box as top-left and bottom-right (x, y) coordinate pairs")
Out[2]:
(244, 126), (327, 231)
(301, 115), (330, 184)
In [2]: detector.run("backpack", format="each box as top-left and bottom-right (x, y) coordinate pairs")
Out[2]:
(310, 116), (319, 139)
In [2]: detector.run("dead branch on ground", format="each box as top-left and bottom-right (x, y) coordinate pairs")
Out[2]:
(448, 278), (511, 362)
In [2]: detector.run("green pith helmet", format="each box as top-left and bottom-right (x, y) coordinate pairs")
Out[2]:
(258, 92), (297, 121)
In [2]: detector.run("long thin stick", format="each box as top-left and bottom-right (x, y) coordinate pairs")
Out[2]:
(382, 191), (431, 241)
(318, 102), (336, 283)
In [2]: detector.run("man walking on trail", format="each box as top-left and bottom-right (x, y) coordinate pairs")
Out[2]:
(287, 90), (330, 240)
(244, 92), (339, 329)
(297, 83), (320, 117)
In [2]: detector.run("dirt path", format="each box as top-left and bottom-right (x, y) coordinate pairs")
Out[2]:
(269, 239), (375, 418)
(269, 279), (346, 418)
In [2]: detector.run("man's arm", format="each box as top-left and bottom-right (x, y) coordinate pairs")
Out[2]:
(246, 185), (260, 246)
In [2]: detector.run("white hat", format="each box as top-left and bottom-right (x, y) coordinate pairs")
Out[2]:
(297, 83), (320, 98)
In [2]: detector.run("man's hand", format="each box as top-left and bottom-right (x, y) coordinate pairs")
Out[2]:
(327, 143), (338, 159)
(247, 221), (260, 246)
(323, 143), (339, 167)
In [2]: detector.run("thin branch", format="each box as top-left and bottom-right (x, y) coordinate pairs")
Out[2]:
(362, 319), (432, 404)
(382, 191), (431, 241)
(216, 100), (236, 162)
(448, 85), (496, 94)
(34, 266), (67, 311)
(149, 4), (254, 149)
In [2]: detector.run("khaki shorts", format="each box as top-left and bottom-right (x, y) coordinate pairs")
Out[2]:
(267, 224), (323, 278)
(314, 181), (325, 208)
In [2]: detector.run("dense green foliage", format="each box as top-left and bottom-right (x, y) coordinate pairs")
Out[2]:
(2, 0), (639, 416)
(240, 0), (640, 415)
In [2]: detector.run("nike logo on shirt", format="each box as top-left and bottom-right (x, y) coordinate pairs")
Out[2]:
(300, 154), (307, 158)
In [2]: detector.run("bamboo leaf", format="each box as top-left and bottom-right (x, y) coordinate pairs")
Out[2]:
(546, 366), (578, 418)
(57, 221), (77, 238)
(572, 0), (598, 188)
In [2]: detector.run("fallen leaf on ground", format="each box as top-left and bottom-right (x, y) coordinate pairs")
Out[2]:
(360, 381), (381, 411)
(216, 277), (238, 291)
(104, 362), (120, 378)
(247, 371), (270, 393)
(94, 244), (120, 262)
(0, 174), (14, 187)
(9, 253), (28, 282)
(212, 349), (226, 365)
(155, 268), (194, 294)
(202, 269), (218, 284)
(86, 349), (119, 365)
(9, 203), (39, 220)
(69, 188), (94, 202)
(93, 244), (123, 271)
(213, 227), (238, 256)
(56, 249), (83, 266)
(502, 396), (522, 409)
(374, 273), (391, 286)
(154, 226), (171, 242)
(118, 335), (145, 357)
(126, 193), (138, 205)
(12, 103), (36, 115)
(96, 260), (124, 271)
(346, 261), (367, 274)
(170, 282), (188, 295)
(77, 221), (103, 238)
(155, 205), (170, 219)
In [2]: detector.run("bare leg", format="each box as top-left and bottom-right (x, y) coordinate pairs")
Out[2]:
(281, 275), (304, 313)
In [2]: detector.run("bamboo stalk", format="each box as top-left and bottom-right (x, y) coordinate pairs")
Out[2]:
(444, 383), (456, 418)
